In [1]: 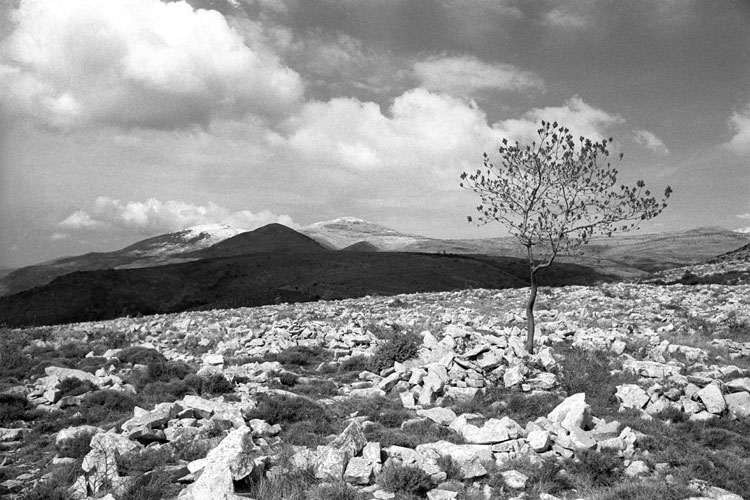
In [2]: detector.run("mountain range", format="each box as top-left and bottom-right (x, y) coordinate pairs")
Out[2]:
(1, 218), (749, 298)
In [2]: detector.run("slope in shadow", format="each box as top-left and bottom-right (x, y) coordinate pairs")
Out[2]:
(0, 252), (613, 327)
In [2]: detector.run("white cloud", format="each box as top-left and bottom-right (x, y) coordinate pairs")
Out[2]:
(0, 0), (303, 130)
(724, 104), (750, 153)
(737, 213), (750, 220)
(413, 56), (544, 98)
(493, 96), (624, 144)
(58, 197), (296, 234)
(58, 211), (108, 231)
(542, 0), (596, 29)
(633, 129), (670, 155)
(283, 89), (505, 178)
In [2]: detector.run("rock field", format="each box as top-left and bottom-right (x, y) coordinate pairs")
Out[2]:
(1, 282), (749, 500)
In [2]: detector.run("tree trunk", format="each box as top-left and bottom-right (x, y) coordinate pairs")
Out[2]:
(525, 266), (538, 354)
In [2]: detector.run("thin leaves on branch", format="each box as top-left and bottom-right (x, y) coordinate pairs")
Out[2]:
(460, 120), (672, 271)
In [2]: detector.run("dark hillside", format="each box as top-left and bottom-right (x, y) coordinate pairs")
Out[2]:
(189, 223), (328, 258)
(0, 252), (612, 327)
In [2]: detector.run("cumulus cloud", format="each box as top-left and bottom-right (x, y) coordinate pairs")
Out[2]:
(0, 0), (304, 130)
(282, 89), (505, 177)
(58, 197), (295, 234)
(413, 56), (544, 98)
(493, 96), (624, 144)
(723, 104), (750, 153)
(633, 129), (670, 155)
(737, 213), (750, 220)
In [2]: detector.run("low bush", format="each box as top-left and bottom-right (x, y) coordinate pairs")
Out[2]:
(556, 345), (636, 416)
(377, 462), (432, 495)
(267, 345), (332, 369)
(436, 455), (462, 481)
(18, 462), (78, 500)
(0, 393), (31, 424)
(57, 430), (96, 459)
(117, 347), (167, 366)
(246, 464), (317, 500)
(245, 394), (334, 446)
(563, 448), (622, 489)
(591, 480), (693, 500)
(369, 331), (422, 373)
(365, 420), (464, 449)
(452, 387), (561, 423)
(58, 377), (98, 397)
(118, 468), (181, 500)
(306, 481), (362, 500)
(198, 373), (234, 396)
(74, 389), (138, 425)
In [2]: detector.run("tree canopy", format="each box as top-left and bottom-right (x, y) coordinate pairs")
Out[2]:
(460, 120), (672, 352)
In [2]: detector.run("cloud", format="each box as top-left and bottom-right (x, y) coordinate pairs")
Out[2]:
(58, 197), (296, 234)
(633, 129), (670, 155)
(0, 0), (304, 130)
(413, 56), (544, 98)
(282, 89), (505, 177)
(493, 96), (624, 144)
(723, 104), (750, 153)
(737, 213), (750, 220)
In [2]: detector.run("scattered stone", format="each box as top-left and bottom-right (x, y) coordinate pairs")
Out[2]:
(694, 384), (727, 415)
(615, 384), (650, 410)
(547, 393), (592, 432)
(417, 407), (457, 426)
(501, 470), (529, 489)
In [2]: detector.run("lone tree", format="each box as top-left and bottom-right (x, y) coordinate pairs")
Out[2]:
(460, 120), (672, 353)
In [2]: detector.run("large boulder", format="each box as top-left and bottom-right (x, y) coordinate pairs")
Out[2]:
(547, 393), (592, 432)
(314, 420), (367, 479)
(615, 384), (650, 410)
(178, 425), (257, 500)
(694, 385), (726, 415)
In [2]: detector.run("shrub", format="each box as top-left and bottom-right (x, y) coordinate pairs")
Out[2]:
(146, 360), (195, 382)
(117, 347), (167, 366)
(556, 345), (636, 416)
(118, 468), (181, 500)
(247, 464), (317, 500)
(452, 387), (561, 423)
(117, 446), (175, 475)
(564, 448), (622, 489)
(58, 377), (98, 397)
(245, 393), (333, 446)
(306, 481), (362, 500)
(369, 331), (422, 373)
(18, 462), (78, 500)
(199, 373), (234, 396)
(0, 393), (31, 425)
(57, 430), (97, 459)
(437, 455), (462, 481)
(78, 389), (137, 424)
(268, 345), (332, 369)
(591, 480), (693, 500)
(377, 462), (432, 495)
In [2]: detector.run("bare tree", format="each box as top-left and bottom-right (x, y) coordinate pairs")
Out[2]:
(460, 120), (672, 353)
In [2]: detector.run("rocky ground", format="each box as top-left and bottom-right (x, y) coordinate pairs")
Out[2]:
(1, 281), (749, 500)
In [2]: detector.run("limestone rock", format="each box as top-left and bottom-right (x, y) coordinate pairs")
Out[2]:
(547, 393), (592, 432)
(725, 391), (750, 418)
(725, 377), (750, 394)
(501, 470), (528, 489)
(695, 384), (726, 414)
(179, 425), (256, 500)
(344, 457), (375, 484)
(615, 384), (650, 410)
(527, 430), (550, 452)
(624, 460), (649, 477)
(417, 407), (457, 426)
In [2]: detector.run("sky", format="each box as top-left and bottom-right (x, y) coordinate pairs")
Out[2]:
(1, 0), (749, 268)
